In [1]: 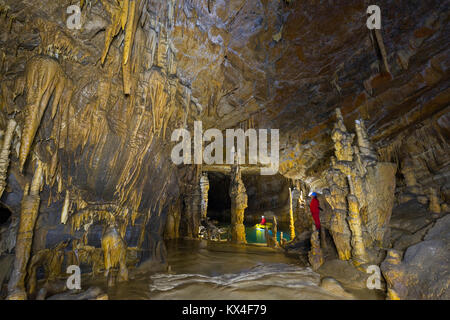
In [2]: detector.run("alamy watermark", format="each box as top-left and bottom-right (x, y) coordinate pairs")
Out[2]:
(367, 5), (381, 30)
(171, 121), (279, 175)
(66, 265), (81, 290)
(366, 265), (382, 290)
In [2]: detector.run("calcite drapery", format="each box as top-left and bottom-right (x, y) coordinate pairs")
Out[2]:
(229, 163), (247, 244)
(18, 56), (69, 172)
(0, 118), (16, 198)
(7, 159), (44, 300)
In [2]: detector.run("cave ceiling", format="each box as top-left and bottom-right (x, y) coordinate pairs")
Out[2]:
(0, 0), (448, 194)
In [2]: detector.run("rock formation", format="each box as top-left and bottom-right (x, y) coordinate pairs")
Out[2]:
(200, 173), (210, 221)
(323, 108), (396, 265)
(101, 222), (128, 286)
(381, 214), (450, 300)
(308, 230), (324, 271)
(229, 163), (247, 244)
(7, 159), (43, 299)
(0, 118), (16, 198)
(0, 0), (447, 301)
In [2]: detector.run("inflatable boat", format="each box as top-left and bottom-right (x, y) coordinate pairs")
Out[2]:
(255, 222), (273, 229)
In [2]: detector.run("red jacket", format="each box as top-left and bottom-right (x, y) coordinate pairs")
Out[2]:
(310, 198), (320, 215)
(309, 197), (321, 230)
(260, 217), (266, 225)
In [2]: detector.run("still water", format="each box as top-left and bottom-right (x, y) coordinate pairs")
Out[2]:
(85, 240), (380, 300)
(245, 226), (290, 243)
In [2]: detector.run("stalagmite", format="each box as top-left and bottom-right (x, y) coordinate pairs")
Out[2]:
(27, 242), (68, 296)
(323, 165), (352, 261)
(229, 163), (247, 244)
(402, 158), (421, 194)
(101, 222), (128, 287)
(165, 199), (181, 240)
(288, 187), (296, 240)
(355, 120), (377, 164)
(183, 183), (202, 239)
(428, 187), (441, 214)
(347, 194), (369, 267)
(7, 159), (43, 300)
(200, 173), (209, 221)
(272, 216), (279, 247)
(308, 230), (324, 271)
(0, 118), (16, 198)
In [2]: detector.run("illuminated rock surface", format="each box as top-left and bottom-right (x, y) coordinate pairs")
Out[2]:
(0, 0), (448, 300)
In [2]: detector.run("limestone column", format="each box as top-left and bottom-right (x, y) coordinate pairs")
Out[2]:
(288, 187), (296, 240)
(183, 185), (202, 239)
(347, 194), (369, 267)
(0, 118), (17, 198)
(229, 164), (247, 244)
(200, 173), (209, 220)
(308, 230), (324, 271)
(324, 167), (352, 261)
(7, 159), (43, 300)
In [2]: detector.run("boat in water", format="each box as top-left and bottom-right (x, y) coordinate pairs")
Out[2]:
(254, 222), (273, 229)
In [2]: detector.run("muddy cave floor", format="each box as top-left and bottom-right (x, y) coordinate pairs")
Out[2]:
(33, 239), (384, 300)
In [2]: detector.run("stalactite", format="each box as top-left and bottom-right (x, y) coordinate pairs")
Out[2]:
(373, 29), (391, 75)
(18, 56), (68, 172)
(60, 190), (70, 224)
(7, 159), (43, 300)
(0, 117), (16, 198)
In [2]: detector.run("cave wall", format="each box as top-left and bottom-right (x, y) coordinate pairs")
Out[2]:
(0, 0), (447, 298)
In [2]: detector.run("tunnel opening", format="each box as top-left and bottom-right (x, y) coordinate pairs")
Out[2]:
(205, 171), (292, 243)
(0, 204), (12, 225)
(206, 172), (231, 224)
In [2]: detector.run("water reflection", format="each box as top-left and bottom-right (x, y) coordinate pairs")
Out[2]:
(83, 241), (381, 300)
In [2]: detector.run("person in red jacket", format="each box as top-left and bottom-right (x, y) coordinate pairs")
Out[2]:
(309, 192), (322, 231)
(260, 216), (266, 225)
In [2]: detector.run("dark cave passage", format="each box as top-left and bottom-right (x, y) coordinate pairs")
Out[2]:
(206, 172), (231, 223)
(0, 205), (12, 225)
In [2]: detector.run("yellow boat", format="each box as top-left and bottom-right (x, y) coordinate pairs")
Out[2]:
(255, 223), (273, 229)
